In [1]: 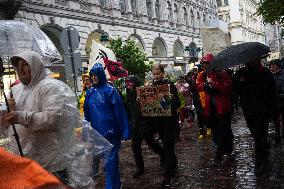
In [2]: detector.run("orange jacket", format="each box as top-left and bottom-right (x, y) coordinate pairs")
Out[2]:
(0, 147), (67, 189)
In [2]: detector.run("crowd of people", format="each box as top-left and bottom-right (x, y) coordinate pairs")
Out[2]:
(1, 50), (284, 189)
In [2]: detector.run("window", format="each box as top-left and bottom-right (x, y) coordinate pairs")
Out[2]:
(224, 0), (229, 6)
(146, 0), (152, 19)
(155, 0), (161, 21)
(131, 0), (137, 17)
(191, 10), (194, 27)
(197, 12), (200, 28)
(216, 0), (222, 7)
(120, 0), (126, 13)
(167, 1), (172, 23)
(100, 0), (106, 7)
(174, 4), (178, 23)
(183, 7), (188, 26)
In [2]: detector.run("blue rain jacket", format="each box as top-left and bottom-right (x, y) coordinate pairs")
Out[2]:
(84, 63), (130, 140)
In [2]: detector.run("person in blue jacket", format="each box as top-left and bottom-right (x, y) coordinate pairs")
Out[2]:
(84, 62), (130, 189)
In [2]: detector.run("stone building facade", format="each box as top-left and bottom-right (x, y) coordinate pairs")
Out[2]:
(4, 0), (218, 70)
(217, 0), (266, 45)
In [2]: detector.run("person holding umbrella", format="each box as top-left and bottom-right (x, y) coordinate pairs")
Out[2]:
(233, 58), (276, 175)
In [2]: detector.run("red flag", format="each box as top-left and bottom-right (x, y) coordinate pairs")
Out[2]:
(103, 58), (128, 81)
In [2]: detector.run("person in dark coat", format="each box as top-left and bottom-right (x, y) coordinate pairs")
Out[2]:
(233, 59), (276, 175)
(124, 75), (164, 178)
(151, 64), (180, 188)
(269, 59), (284, 144)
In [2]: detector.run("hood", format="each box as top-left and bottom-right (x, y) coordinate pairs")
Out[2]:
(90, 63), (107, 87)
(11, 51), (47, 86)
(201, 53), (214, 64)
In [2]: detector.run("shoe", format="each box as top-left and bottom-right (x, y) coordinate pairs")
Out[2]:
(161, 176), (174, 188)
(132, 169), (144, 178)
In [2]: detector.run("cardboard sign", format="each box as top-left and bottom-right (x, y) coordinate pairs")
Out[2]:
(137, 84), (171, 117)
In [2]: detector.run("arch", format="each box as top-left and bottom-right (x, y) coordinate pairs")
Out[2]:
(152, 37), (167, 57)
(128, 34), (145, 51)
(173, 40), (184, 57)
(40, 24), (64, 56)
(85, 30), (109, 58)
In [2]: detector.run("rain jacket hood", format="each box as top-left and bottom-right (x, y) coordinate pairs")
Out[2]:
(11, 50), (47, 86)
(10, 51), (79, 172)
(90, 63), (107, 87)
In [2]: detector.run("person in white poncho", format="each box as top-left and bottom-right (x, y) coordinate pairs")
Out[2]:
(3, 50), (80, 183)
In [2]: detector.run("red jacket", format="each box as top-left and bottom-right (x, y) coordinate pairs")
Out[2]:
(196, 70), (231, 116)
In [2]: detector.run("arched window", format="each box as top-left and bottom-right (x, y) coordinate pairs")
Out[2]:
(173, 4), (178, 23)
(190, 10), (194, 27)
(197, 12), (200, 28)
(183, 7), (188, 26)
(120, 0), (126, 14)
(203, 14), (206, 27)
(152, 38), (167, 57)
(146, 0), (152, 19)
(173, 40), (184, 57)
(224, 0), (229, 6)
(167, 1), (172, 23)
(155, 0), (161, 21)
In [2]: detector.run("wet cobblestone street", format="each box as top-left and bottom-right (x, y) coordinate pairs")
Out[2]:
(119, 111), (284, 189)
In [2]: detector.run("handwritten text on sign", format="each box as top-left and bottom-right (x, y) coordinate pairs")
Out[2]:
(136, 84), (171, 116)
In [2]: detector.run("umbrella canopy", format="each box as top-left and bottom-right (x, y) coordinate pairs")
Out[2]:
(0, 20), (61, 63)
(206, 42), (270, 73)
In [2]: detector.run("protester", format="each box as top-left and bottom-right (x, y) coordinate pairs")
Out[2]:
(3, 51), (79, 183)
(84, 62), (130, 189)
(233, 58), (276, 175)
(196, 54), (215, 139)
(150, 64), (180, 188)
(175, 75), (194, 128)
(78, 74), (92, 117)
(196, 53), (234, 164)
(187, 68), (206, 140)
(269, 59), (284, 144)
(124, 75), (164, 178)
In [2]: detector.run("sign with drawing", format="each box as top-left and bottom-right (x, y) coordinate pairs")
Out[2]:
(137, 84), (172, 117)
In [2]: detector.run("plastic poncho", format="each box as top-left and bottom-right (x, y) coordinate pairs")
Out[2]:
(9, 51), (80, 172)
(84, 63), (130, 140)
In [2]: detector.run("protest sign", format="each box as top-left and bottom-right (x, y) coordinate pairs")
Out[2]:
(137, 84), (171, 116)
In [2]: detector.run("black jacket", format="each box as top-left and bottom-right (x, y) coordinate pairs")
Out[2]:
(233, 65), (276, 114)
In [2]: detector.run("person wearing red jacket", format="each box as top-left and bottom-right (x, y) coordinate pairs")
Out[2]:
(196, 53), (234, 164)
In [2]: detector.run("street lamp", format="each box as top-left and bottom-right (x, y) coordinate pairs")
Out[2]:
(100, 33), (109, 43)
(185, 45), (201, 65)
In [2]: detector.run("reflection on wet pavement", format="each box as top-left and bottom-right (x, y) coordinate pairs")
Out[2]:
(119, 111), (284, 188)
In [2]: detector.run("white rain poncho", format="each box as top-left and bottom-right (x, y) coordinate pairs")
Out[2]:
(9, 51), (80, 172)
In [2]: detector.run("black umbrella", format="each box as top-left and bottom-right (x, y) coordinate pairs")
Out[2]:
(206, 42), (270, 73)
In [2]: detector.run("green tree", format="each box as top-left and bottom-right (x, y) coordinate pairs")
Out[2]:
(256, 0), (284, 25)
(108, 37), (153, 82)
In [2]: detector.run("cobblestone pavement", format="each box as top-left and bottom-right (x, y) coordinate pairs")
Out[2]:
(119, 111), (284, 189)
